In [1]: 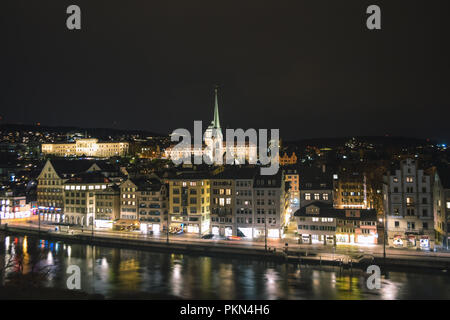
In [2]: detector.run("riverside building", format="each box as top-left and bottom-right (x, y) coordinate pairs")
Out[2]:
(168, 172), (211, 235)
(294, 202), (378, 245)
(383, 158), (435, 250)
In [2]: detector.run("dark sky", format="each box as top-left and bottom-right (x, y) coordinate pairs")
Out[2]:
(2, 0), (450, 141)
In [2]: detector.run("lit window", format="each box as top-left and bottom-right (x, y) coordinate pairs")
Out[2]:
(305, 193), (311, 200)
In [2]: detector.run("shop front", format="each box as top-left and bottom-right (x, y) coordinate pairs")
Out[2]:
(336, 233), (349, 244)
(140, 223), (161, 235)
(356, 233), (377, 245)
(238, 227), (253, 239)
(297, 234), (311, 244)
(186, 224), (200, 234)
(419, 235), (430, 249)
(393, 235), (403, 247)
(407, 235), (416, 248)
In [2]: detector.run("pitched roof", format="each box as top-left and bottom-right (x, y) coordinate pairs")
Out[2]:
(50, 159), (96, 176)
(129, 177), (163, 191)
(298, 166), (333, 189)
(436, 165), (450, 189)
(211, 167), (258, 180)
(294, 201), (377, 221)
(253, 170), (283, 188)
(66, 172), (110, 184)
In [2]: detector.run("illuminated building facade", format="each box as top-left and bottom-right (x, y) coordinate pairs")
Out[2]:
(165, 89), (257, 165)
(285, 168), (300, 210)
(432, 166), (450, 249)
(36, 159), (120, 223)
(41, 138), (129, 158)
(122, 177), (168, 235)
(235, 172), (256, 239)
(279, 152), (298, 166)
(383, 158), (435, 249)
(119, 179), (139, 221)
(210, 173), (235, 237)
(62, 172), (110, 226)
(252, 171), (289, 239)
(295, 202), (378, 245)
(0, 193), (31, 221)
(168, 173), (211, 235)
(37, 159), (94, 221)
(299, 165), (333, 208)
(94, 185), (121, 228)
(333, 171), (373, 209)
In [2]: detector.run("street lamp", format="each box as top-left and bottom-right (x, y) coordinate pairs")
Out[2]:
(166, 216), (169, 244)
(264, 211), (267, 252)
(91, 214), (94, 239)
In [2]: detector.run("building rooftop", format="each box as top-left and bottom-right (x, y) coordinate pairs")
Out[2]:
(49, 159), (97, 176)
(294, 201), (377, 221)
(66, 172), (110, 184)
(298, 166), (333, 190)
(129, 177), (164, 191)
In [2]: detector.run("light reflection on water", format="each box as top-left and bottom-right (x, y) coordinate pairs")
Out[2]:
(1, 234), (449, 299)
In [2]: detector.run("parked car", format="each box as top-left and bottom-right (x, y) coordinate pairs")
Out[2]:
(226, 236), (242, 241)
(201, 233), (214, 239)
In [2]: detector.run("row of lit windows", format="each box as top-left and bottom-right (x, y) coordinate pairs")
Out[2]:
(298, 225), (336, 231)
(172, 181), (209, 187)
(65, 185), (106, 191)
(304, 193), (329, 200)
(212, 189), (232, 195)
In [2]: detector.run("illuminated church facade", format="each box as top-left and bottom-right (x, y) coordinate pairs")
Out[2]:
(165, 88), (257, 165)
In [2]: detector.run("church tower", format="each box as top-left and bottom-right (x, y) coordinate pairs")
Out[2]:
(204, 87), (224, 163)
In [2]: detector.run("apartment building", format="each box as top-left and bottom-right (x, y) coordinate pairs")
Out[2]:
(235, 169), (258, 239)
(284, 167), (300, 211)
(383, 158), (434, 249)
(168, 172), (211, 235)
(210, 170), (235, 237)
(299, 165), (333, 208)
(63, 172), (110, 226)
(253, 171), (289, 239)
(0, 191), (31, 221)
(36, 159), (101, 222)
(135, 178), (168, 235)
(333, 170), (374, 209)
(432, 165), (450, 249)
(94, 185), (120, 228)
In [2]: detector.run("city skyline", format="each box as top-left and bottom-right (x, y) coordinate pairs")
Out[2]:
(2, 1), (450, 141)
(2, 0), (450, 303)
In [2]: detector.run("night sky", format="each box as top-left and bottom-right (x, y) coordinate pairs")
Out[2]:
(2, 0), (450, 141)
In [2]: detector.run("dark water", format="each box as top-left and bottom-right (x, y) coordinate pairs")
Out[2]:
(1, 234), (449, 299)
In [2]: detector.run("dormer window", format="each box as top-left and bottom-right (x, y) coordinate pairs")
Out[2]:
(306, 205), (320, 214)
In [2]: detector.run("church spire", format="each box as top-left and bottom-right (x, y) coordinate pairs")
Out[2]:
(213, 87), (221, 129)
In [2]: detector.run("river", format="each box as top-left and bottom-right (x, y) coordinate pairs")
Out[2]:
(0, 234), (449, 299)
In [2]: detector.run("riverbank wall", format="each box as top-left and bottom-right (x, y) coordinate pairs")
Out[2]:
(2, 226), (450, 272)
